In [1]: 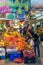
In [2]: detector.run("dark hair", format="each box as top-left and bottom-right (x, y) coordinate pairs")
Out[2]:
(28, 36), (32, 39)
(27, 23), (29, 26)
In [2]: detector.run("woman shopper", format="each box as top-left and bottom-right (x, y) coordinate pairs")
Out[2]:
(29, 30), (40, 58)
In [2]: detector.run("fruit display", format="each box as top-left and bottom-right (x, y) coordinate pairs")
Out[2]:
(0, 19), (35, 63)
(1, 30), (35, 52)
(13, 58), (23, 63)
(0, 40), (4, 47)
(3, 31), (27, 51)
(0, 30), (35, 51)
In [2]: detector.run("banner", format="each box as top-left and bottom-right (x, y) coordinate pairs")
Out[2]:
(0, 0), (30, 14)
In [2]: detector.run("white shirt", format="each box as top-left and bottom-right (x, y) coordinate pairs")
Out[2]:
(30, 39), (34, 46)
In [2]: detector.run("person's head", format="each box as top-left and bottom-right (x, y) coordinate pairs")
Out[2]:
(27, 23), (29, 28)
(28, 25), (32, 31)
(28, 36), (31, 39)
(29, 36), (33, 40)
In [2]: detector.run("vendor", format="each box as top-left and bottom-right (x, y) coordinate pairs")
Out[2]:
(3, 20), (11, 32)
(23, 21), (29, 38)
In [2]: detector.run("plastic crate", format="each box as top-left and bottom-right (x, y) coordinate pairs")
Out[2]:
(24, 57), (36, 63)
(9, 52), (21, 61)
(9, 55), (14, 61)
(9, 54), (17, 61)
(1, 56), (6, 59)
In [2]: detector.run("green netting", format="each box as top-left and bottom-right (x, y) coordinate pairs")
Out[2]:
(7, 1), (13, 6)
(0, 2), (4, 6)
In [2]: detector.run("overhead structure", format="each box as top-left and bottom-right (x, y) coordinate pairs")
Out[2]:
(0, 0), (31, 14)
(31, 0), (43, 10)
(30, 11), (43, 20)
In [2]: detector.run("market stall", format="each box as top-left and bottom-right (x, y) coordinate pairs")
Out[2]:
(0, 0), (36, 64)
(0, 18), (35, 63)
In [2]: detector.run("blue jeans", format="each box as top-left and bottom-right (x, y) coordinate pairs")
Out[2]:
(34, 41), (40, 57)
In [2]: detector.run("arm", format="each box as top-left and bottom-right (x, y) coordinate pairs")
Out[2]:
(27, 32), (32, 37)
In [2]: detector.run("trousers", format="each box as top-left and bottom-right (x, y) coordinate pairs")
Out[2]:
(34, 41), (40, 57)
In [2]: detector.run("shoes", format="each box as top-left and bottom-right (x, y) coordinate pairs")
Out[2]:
(38, 55), (40, 57)
(38, 56), (40, 59)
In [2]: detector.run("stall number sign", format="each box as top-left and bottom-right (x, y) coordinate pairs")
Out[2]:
(17, 14), (26, 20)
(6, 13), (15, 20)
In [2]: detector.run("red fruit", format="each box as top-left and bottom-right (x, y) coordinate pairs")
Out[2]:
(13, 58), (23, 63)
(13, 37), (18, 42)
(4, 37), (10, 42)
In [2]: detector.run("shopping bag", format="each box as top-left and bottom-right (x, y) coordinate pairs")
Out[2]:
(42, 41), (43, 46)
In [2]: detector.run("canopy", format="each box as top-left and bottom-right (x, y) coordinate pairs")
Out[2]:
(31, 0), (43, 10)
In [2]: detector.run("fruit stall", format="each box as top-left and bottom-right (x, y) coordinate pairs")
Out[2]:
(0, 0), (36, 63)
(0, 19), (35, 63)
